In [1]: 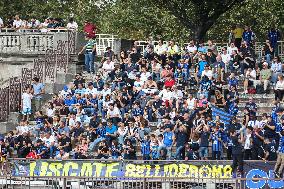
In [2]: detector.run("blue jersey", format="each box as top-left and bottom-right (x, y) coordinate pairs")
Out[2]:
(268, 30), (280, 47)
(242, 31), (254, 44)
(198, 61), (208, 74)
(96, 126), (106, 138)
(141, 140), (151, 155)
(278, 136), (284, 154)
(211, 131), (222, 152)
(229, 103), (239, 116)
(163, 132), (173, 147)
(228, 78), (238, 87)
(151, 145), (159, 159)
(132, 108), (143, 117)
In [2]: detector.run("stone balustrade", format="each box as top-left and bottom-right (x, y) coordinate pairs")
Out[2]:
(0, 32), (71, 55)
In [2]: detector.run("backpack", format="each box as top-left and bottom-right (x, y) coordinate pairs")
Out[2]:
(256, 84), (265, 94)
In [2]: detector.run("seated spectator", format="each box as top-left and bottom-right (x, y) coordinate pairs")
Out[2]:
(243, 68), (257, 94)
(27, 18), (40, 29)
(253, 62), (271, 92)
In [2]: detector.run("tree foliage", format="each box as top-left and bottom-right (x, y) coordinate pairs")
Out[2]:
(0, 0), (283, 41)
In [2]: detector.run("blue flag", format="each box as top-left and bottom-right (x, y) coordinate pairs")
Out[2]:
(211, 105), (234, 125)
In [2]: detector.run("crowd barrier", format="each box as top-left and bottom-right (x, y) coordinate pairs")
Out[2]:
(1, 159), (282, 189)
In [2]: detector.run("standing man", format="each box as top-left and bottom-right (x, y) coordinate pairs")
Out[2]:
(78, 36), (96, 74)
(230, 129), (244, 177)
(31, 77), (45, 113)
(233, 24), (244, 49)
(268, 27), (281, 56)
(242, 26), (255, 47)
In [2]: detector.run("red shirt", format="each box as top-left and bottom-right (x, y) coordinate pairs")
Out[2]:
(164, 79), (175, 88)
(26, 152), (38, 159)
(84, 23), (96, 38)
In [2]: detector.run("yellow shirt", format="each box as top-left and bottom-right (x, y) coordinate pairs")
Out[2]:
(233, 27), (244, 39)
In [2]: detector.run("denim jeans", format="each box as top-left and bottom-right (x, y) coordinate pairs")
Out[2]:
(175, 146), (185, 160)
(85, 52), (94, 73)
(265, 54), (271, 65)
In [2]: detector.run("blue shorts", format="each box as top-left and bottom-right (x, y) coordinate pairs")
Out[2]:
(22, 107), (32, 115)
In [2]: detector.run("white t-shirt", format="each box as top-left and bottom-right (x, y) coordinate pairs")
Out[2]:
(202, 70), (213, 79)
(187, 98), (196, 110)
(13, 20), (23, 28)
(221, 54), (231, 64)
(186, 45), (197, 53)
(17, 126), (30, 135)
(159, 89), (173, 101)
(85, 87), (97, 95)
(275, 80), (284, 90)
(43, 136), (56, 147)
(172, 90), (183, 99)
(140, 72), (151, 83)
(227, 47), (238, 55)
(22, 92), (32, 109)
(134, 81), (144, 91)
(102, 61), (114, 72)
(154, 44), (167, 55)
(0, 18), (3, 26)
(67, 22), (78, 30)
(248, 120), (260, 129)
(244, 134), (251, 149)
(107, 107), (121, 118)
(245, 70), (256, 80)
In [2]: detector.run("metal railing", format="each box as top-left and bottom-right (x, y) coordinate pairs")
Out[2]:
(1, 159), (281, 189)
(0, 31), (76, 122)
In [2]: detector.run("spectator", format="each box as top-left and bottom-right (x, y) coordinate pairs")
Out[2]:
(262, 39), (274, 64)
(242, 26), (255, 46)
(21, 86), (33, 121)
(66, 17), (78, 30)
(253, 62), (271, 92)
(232, 24), (244, 48)
(271, 56), (282, 83)
(31, 77), (45, 113)
(13, 15), (23, 29)
(268, 27), (281, 55)
(0, 17), (3, 28)
(78, 36), (96, 74)
(275, 75), (284, 101)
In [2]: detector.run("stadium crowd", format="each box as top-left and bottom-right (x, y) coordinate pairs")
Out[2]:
(0, 24), (284, 177)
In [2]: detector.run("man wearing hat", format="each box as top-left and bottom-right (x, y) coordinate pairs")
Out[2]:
(253, 62), (271, 92)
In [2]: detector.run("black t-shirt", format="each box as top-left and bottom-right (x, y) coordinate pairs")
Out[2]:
(200, 132), (210, 147)
(130, 52), (141, 63)
(252, 131), (264, 147)
(264, 122), (276, 139)
(59, 137), (72, 152)
(175, 131), (188, 147)
(231, 135), (243, 155)
(265, 142), (277, 161)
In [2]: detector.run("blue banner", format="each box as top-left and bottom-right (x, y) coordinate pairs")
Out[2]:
(211, 105), (233, 125)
